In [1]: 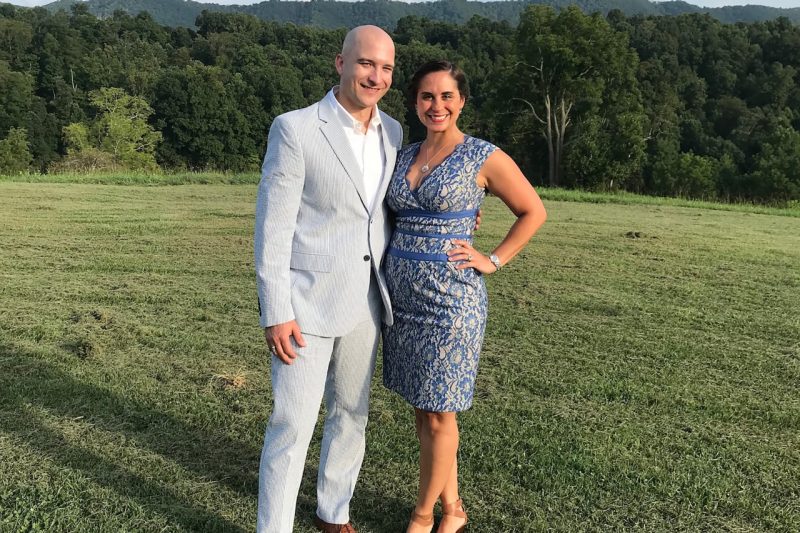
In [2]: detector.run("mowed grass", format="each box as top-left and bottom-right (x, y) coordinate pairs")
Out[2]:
(4, 170), (799, 217)
(0, 182), (798, 532)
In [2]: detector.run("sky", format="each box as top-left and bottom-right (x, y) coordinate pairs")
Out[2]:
(5, 0), (800, 9)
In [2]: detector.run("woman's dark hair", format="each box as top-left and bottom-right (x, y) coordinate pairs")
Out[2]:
(407, 60), (470, 108)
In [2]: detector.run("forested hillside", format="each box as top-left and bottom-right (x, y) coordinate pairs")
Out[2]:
(39, 0), (800, 29)
(1, 3), (799, 202)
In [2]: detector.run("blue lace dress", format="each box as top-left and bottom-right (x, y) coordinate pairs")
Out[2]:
(382, 135), (497, 412)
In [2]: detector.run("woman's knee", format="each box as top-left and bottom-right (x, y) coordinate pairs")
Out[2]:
(417, 410), (458, 438)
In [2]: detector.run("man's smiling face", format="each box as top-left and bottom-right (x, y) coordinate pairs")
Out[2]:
(335, 26), (395, 116)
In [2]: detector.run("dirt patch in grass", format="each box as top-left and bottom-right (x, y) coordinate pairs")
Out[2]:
(210, 373), (247, 390)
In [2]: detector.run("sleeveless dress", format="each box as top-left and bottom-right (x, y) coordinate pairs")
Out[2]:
(382, 135), (497, 412)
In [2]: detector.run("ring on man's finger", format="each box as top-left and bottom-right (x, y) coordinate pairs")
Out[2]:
(269, 345), (278, 354)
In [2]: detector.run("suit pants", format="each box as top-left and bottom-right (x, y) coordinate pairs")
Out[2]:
(257, 276), (382, 532)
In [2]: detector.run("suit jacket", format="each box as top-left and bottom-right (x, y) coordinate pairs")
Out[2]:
(254, 94), (403, 337)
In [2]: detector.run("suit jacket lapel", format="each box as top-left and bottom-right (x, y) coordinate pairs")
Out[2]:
(318, 98), (368, 211)
(374, 114), (398, 214)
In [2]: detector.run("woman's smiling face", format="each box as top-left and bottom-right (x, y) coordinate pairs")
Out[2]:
(415, 70), (465, 133)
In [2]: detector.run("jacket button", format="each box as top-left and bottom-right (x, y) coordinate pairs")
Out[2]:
(363, 255), (371, 261)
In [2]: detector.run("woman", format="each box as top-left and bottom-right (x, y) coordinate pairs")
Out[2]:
(382, 60), (547, 533)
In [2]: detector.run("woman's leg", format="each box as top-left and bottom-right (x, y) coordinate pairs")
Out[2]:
(407, 409), (460, 533)
(439, 456), (459, 507)
(434, 456), (467, 532)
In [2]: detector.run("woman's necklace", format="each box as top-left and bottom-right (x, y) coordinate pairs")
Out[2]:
(420, 141), (449, 174)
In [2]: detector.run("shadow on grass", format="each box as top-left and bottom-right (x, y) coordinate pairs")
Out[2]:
(0, 340), (410, 531)
(0, 340), (252, 531)
(292, 465), (410, 532)
(350, 496), (412, 532)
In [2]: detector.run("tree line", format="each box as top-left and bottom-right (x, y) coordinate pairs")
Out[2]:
(1, 3), (799, 203)
(42, 0), (800, 30)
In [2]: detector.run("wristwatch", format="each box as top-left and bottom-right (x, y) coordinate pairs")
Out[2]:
(489, 254), (502, 272)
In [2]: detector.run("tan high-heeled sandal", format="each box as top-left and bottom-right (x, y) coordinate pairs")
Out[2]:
(408, 509), (434, 533)
(438, 498), (467, 533)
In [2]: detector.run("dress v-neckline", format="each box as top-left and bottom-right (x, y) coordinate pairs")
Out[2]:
(404, 136), (468, 194)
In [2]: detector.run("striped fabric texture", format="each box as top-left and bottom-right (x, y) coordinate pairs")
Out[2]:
(254, 94), (403, 531)
(254, 95), (403, 337)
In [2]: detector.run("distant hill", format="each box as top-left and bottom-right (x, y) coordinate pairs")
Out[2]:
(38, 0), (800, 28)
(658, 1), (800, 24)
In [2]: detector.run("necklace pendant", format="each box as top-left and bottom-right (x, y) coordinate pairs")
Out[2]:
(420, 164), (430, 174)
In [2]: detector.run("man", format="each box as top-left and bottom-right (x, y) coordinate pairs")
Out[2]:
(254, 26), (402, 532)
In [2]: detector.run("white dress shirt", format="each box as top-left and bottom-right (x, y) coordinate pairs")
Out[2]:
(325, 88), (386, 212)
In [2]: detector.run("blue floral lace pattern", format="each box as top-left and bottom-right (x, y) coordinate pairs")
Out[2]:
(382, 135), (497, 412)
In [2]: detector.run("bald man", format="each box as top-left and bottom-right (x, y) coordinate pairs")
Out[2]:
(254, 26), (402, 532)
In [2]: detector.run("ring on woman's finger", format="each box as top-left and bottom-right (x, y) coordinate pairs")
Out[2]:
(467, 254), (473, 261)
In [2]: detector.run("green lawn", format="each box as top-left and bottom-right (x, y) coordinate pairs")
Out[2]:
(0, 182), (798, 532)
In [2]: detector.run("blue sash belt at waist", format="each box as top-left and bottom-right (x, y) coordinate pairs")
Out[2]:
(396, 208), (478, 220)
(387, 248), (450, 262)
(389, 208), (478, 262)
(395, 228), (471, 240)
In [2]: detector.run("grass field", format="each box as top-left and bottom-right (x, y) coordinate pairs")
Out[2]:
(0, 182), (798, 532)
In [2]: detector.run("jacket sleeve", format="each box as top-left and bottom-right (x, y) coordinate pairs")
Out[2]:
(254, 115), (305, 328)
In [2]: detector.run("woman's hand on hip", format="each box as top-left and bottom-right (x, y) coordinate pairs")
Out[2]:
(448, 239), (497, 274)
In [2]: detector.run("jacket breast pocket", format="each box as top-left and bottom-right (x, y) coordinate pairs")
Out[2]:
(290, 251), (333, 273)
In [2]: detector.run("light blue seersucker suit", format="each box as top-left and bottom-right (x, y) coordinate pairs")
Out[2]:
(254, 90), (403, 532)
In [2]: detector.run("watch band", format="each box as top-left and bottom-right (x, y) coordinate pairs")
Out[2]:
(489, 254), (502, 272)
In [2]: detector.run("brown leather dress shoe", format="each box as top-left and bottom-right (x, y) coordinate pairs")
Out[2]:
(313, 514), (357, 533)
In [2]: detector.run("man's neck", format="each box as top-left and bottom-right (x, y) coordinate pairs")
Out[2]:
(334, 89), (374, 130)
